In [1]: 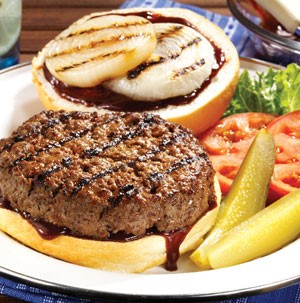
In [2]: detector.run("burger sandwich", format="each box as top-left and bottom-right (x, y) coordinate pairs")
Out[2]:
(0, 111), (221, 272)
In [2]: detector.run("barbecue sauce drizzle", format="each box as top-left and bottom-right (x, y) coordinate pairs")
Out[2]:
(0, 196), (196, 271)
(43, 11), (225, 112)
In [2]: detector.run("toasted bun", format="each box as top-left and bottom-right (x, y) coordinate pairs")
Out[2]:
(0, 178), (220, 273)
(32, 8), (239, 136)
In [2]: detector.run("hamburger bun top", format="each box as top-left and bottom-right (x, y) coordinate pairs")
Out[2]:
(32, 7), (240, 136)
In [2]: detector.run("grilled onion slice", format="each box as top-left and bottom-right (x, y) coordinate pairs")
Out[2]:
(42, 14), (157, 87)
(103, 23), (216, 101)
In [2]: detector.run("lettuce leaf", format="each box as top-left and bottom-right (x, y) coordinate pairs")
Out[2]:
(223, 63), (300, 117)
(275, 64), (300, 114)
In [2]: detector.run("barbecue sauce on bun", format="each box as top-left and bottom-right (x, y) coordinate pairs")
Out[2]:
(32, 8), (239, 136)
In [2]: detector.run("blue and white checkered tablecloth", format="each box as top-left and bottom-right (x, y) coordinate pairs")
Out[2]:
(0, 0), (299, 302)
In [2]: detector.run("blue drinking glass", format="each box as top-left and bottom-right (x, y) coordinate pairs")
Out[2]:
(0, 0), (22, 70)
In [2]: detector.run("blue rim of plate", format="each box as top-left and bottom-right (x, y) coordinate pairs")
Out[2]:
(0, 265), (298, 302)
(0, 58), (298, 302)
(0, 61), (31, 74)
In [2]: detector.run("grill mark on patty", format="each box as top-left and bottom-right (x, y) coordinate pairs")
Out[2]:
(150, 156), (204, 182)
(149, 154), (209, 194)
(127, 36), (202, 79)
(71, 131), (189, 197)
(10, 112), (129, 168)
(0, 114), (70, 154)
(72, 164), (123, 196)
(33, 130), (187, 198)
(108, 184), (138, 207)
(108, 156), (200, 207)
(36, 157), (72, 184)
(71, 115), (157, 195)
(34, 157), (73, 193)
(26, 114), (156, 195)
(12, 125), (95, 168)
(83, 114), (155, 158)
(37, 165), (62, 183)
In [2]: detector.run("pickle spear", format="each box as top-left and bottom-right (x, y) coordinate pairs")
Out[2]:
(209, 189), (300, 268)
(190, 129), (275, 269)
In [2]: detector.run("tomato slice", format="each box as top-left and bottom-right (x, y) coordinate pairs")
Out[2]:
(267, 110), (300, 200)
(199, 113), (277, 196)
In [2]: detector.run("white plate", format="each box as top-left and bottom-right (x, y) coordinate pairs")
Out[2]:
(0, 58), (299, 301)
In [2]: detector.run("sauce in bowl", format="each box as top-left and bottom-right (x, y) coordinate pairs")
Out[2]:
(249, 0), (300, 42)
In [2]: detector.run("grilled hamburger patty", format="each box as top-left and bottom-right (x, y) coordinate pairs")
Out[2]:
(0, 111), (216, 239)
